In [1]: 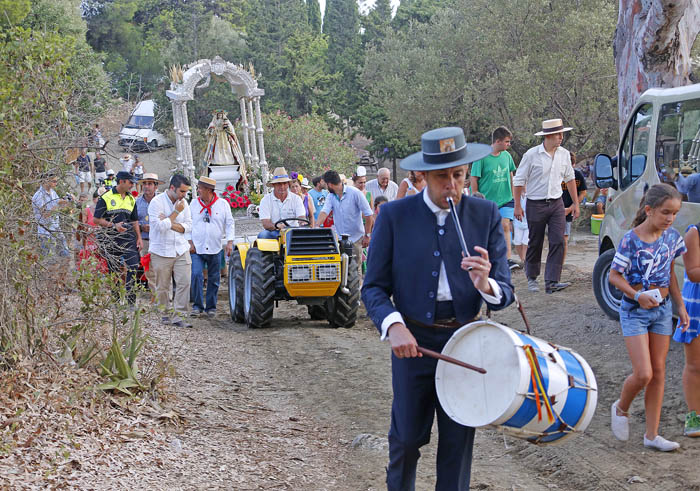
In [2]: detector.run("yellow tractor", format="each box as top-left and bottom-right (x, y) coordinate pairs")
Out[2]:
(228, 218), (360, 329)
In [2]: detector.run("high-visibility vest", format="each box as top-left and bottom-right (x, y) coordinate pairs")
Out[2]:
(100, 188), (136, 221)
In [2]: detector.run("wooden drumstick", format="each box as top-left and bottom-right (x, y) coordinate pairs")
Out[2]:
(417, 346), (487, 374)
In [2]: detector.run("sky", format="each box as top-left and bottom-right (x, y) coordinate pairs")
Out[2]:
(319, 0), (401, 18)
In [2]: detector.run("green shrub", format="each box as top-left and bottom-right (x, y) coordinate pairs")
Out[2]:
(262, 111), (356, 179)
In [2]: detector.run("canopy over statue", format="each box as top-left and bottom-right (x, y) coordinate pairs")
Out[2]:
(166, 56), (267, 198)
(205, 110), (247, 189)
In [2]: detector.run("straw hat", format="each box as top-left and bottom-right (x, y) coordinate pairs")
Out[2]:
(534, 118), (573, 136)
(301, 177), (312, 189)
(139, 172), (164, 184)
(268, 167), (292, 185)
(197, 176), (216, 189)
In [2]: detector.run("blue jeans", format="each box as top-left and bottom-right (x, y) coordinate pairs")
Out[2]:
(258, 229), (280, 239)
(191, 253), (221, 313)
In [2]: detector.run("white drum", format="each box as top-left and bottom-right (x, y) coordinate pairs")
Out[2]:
(435, 320), (597, 444)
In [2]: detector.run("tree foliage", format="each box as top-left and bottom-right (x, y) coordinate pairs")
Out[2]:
(363, 0), (619, 159)
(263, 111), (356, 177)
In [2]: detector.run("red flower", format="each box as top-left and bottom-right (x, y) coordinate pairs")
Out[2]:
(131, 190), (138, 197)
(226, 185), (234, 191)
(236, 197), (245, 205)
(231, 202), (238, 208)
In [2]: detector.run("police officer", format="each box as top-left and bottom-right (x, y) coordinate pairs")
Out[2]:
(93, 171), (143, 305)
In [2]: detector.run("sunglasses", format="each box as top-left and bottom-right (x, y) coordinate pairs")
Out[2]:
(203, 209), (210, 223)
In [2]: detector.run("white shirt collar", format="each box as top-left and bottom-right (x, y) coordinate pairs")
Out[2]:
(422, 189), (448, 215)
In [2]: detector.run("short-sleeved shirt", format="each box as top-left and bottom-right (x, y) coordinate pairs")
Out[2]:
(76, 154), (91, 172)
(321, 185), (373, 243)
(676, 173), (700, 203)
(135, 195), (152, 240)
(470, 151), (516, 207)
(258, 191), (306, 224)
(308, 188), (328, 220)
(611, 228), (686, 288)
(93, 157), (106, 173)
(94, 188), (139, 242)
(562, 169), (587, 222)
(32, 186), (61, 236)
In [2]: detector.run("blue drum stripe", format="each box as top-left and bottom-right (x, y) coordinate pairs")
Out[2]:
(503, 333), (551, 429)
(535, 349), (590, 443)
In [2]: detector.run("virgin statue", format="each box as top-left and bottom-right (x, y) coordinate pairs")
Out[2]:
(204, 110), (247, 188)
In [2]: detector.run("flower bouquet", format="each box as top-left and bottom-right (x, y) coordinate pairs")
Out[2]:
(221, 186), (252, 209)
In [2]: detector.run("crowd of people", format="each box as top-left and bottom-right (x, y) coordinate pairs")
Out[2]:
(35, 117), (700, 491)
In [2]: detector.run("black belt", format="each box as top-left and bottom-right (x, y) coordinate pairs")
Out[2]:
(405, 316), (480, 329)
(528, 197), (562, 203)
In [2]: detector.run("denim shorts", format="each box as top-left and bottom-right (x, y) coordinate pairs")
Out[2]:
(619, 297), (673, 337)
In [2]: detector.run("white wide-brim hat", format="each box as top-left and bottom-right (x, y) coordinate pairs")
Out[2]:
(534, 118), (573, 136)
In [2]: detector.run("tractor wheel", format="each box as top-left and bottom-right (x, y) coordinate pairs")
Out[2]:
(307, 305), (327, 320)
(326, 259), (360, 328)
(228, 250), (245, 323)
(244, 248), (275, 328)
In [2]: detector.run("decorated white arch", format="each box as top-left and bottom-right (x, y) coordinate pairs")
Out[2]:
(166, 56), (267, 194)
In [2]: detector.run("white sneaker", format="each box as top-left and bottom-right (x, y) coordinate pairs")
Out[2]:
(611, 400), (629, 441)
(643, 434), (680, 452)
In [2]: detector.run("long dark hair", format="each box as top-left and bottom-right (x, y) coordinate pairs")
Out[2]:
(631, 183), (682, 227)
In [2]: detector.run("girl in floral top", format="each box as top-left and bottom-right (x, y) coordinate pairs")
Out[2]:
(608, 183), (689, 452)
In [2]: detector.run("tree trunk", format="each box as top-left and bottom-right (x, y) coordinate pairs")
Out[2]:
(613, 0), (700, 134)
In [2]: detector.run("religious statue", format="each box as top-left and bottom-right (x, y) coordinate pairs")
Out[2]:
(204, 110), (247, 189)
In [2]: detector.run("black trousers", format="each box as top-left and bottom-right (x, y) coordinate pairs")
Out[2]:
(524, 197), (566, 283)
(387, 303), (475, 491)
(101, 239), (140, 304)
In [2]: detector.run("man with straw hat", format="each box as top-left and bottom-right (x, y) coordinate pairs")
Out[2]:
(258, 167), (307, 239)
(513, 118), (579, 294)
(187, 176), (235, 318)
(362, 127), (515, 490)
(136, 173), (164, 293)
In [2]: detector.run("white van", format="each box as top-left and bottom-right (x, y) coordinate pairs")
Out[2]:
(592, 84), (700, 319)
(118, 100), (169, 151)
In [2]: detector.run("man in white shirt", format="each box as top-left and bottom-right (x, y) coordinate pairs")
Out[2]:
(148, 174), (193, 327)
(513, 118), (580, 294)
(187, 176), (235, 317)
(366, 167), (399, 202)
(32, 171), (71, 259)
(258, 167), (307, 239)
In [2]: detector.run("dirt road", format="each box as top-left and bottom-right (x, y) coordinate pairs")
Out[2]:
(136, 248), (699, 491)
(97, 115), (700, 489)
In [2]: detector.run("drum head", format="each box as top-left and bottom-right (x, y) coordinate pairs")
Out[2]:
(435, 321), (530, 428)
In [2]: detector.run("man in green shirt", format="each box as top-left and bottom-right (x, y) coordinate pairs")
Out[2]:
(470, 126), (518, 269)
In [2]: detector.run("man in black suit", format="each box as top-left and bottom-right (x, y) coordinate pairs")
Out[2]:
(362, 127), (515, 490)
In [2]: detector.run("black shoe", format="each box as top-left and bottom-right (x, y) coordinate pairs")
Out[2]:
(545, 281), (571, 294)
(508, 259), (521, 270)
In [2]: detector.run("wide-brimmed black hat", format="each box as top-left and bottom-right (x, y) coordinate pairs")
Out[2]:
(401, 127), (492, 172)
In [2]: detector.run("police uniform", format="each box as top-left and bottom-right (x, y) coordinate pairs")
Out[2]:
(94, 186), (140, 303)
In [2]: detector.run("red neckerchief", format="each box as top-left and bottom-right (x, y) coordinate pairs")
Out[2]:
(197, 193), (218, 214)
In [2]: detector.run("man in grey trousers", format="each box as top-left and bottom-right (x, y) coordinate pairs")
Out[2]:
(513, 119), (580, 294)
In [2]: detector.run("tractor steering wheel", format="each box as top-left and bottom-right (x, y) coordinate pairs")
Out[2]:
(274, 217), (311, 229)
